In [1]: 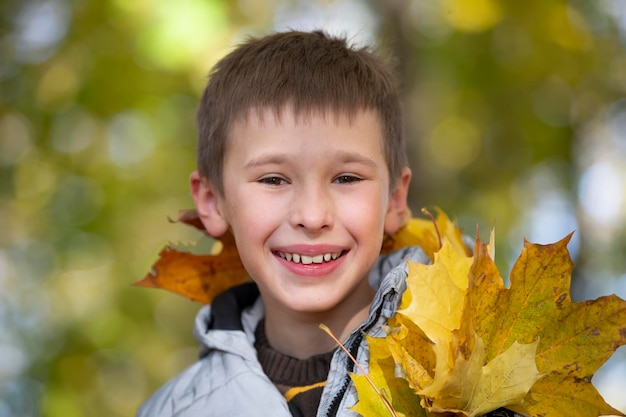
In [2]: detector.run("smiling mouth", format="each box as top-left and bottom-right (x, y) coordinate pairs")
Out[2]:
(274, 251), (344, 265)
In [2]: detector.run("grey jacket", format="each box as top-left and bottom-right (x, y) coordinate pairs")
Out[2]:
(136, 247), (428, 417)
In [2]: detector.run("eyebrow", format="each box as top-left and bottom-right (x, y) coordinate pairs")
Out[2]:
(243, 151), (379, 169)
(243, 154), (289, 169)
(335, 151), (379, 168)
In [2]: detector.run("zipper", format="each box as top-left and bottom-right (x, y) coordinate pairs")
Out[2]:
(324, 331), (364, 417)
(323, 283), (399, 416)
(324, 298), (388, 417)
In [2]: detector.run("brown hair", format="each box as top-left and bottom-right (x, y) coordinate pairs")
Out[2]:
(196, 30), (407, 194)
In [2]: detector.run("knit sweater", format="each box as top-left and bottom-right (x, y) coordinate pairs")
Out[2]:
(255, 320), (335, 417)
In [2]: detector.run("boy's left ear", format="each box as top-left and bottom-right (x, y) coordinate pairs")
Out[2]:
(384, 166), (412, 235)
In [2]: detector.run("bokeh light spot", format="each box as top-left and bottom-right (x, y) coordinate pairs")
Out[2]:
(13, 0), (70, 63)
(427, 116), (482, 171)
(0, 113), (32, 167)
(442, 0), (503, 33)
(107, 110), (155, 167)
(578, 161), (625, 225)
(50, 108), (100, 154)
(36, 63), (80, 110)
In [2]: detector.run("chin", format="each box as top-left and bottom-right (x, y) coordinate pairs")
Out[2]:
(279, 293), (338, 314)
(289, 301), (336, 315)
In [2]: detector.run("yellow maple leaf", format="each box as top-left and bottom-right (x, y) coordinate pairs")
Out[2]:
(383, 319), (436, 392)
(351, 335), (428, 417)
(382, 208), (471, 261)
(397, 239), (471, 347)
(466, 234), (626, 417)
(419, 336), (541, 417)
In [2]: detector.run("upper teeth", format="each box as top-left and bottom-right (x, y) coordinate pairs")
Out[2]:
(278, 251), (341, 264)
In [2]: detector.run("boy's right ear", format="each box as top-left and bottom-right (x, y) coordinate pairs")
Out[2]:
(190, 171), (229, 237)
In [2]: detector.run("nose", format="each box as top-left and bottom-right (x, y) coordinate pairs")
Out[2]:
(289, 183), (333, 232)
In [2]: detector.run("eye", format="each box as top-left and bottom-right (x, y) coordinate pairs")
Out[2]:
(258, 176), (288, 186)
(334, 174), (362, 184)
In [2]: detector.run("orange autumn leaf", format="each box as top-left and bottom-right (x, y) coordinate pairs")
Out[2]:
(174, 207), (208, 231)
(134, 210), (247, 304)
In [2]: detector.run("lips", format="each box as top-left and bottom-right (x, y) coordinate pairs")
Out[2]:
(275, 251), (343, 265)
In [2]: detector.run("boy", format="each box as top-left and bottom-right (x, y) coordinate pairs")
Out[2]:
(137, 30), (517, 417)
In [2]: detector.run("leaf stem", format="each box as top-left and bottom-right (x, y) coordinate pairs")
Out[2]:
(319, 324), (398, 417)
(421, 207), (442, 250)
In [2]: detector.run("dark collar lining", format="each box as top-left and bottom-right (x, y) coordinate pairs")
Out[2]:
(209, 282), (260, 331)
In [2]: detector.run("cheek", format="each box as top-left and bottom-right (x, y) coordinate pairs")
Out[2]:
(228, 197), (279, 239)
(339, 190), (388, 233)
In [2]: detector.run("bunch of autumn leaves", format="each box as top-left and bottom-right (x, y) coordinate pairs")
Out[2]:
(350, 211), (626, 417)
(139, 209), (626, 417)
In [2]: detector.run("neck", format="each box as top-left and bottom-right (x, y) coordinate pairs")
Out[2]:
(262, 286), (376, 359)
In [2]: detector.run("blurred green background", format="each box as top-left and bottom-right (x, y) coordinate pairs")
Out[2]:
(1, 0), (625, 416)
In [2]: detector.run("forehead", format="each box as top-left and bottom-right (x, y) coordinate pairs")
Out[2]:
(224, 105), (386, 160)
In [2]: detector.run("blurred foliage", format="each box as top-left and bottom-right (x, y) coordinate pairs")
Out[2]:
(378, 1), (626, 264)
(0, 0), (625, 416)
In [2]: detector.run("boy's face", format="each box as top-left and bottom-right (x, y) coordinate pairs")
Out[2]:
(192, 107), (410, 319)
